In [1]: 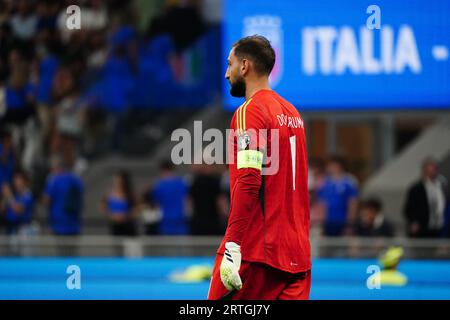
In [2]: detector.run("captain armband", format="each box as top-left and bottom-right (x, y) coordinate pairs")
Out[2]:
(237, 150), (264, 170)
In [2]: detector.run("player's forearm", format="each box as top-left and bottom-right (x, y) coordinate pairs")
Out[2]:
(225, 169), (261, 245)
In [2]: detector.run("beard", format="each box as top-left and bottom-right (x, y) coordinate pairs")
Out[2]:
(229, 77), (246, 97)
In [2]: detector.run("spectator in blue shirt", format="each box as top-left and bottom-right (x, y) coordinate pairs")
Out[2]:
(151, 161), (189, 235)
(318, 156), (359, 236)
(43, 155), (83, 235)
(100, 169), (137, 236)
(1, 170), (33, 235)
(2, 59), (35, 125)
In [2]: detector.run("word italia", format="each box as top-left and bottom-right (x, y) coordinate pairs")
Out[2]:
(302, 25), (421, 75)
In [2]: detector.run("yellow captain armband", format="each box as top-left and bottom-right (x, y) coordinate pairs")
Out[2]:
(237, 150), (264, 170)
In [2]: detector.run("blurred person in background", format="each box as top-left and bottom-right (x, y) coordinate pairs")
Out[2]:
(51, 65), (86, 171)
(445, 205), (450, 238)
(140, 186), (161, 235)
(1, 170), (33, 235)
(150, 160), (189, 235)
(86, 30), (107, 73)
(1, 54), (35, 127)
(188, 163), (223, 235)
(9, 0), (37, 42)
(134, 14), (177, 108)
(0, 170), (38, 256)
(308, 158), (326, 233)
(354, 198), (394, 237)
(0, 129), (16, 188)
(1, 50), (37, 177)
(94, 26), (135, 151)
(35, 0), (59, 33)
(100, 169), (137, 236)
(404, 157), (448, 238)
(82, 30), (109, 157)
(43, 155), (83, 237)
(317, 155), (359, 236)
(34, 25), (61, 160)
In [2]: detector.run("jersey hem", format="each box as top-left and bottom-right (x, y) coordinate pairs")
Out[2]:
(216, 252), (311, 274)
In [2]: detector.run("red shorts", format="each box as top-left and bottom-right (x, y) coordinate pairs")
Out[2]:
(207, 254), (311, 300)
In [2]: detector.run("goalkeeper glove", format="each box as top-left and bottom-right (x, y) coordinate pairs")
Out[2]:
(220, 242), (242, 291)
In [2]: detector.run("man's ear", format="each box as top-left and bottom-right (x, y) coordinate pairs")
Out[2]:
(240, 59), (250, 76)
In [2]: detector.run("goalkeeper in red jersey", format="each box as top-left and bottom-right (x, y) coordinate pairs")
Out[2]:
(207, 35), (311, 300)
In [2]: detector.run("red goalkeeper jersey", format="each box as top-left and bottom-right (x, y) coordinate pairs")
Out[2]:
(217, 89), (311, 274)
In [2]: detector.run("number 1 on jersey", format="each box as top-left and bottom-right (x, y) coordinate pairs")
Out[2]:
(289, 135), (296, 191)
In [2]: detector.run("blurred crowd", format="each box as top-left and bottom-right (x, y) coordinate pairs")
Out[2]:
(0, 0), (215, 241)
(0, 0), (449, 244)
(3, 144), (449, 242)
(309, 155), (450, 239)
(0, 155), (230, 240)
(98, 161), (229, 237)
(0, 0), (212, 171)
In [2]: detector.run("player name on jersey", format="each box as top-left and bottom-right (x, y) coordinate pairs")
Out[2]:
(276, 114), (304, 129)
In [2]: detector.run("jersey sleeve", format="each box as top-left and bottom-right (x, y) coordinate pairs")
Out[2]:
(235, 98), (267, 153)
(225, 99), (268, 245)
